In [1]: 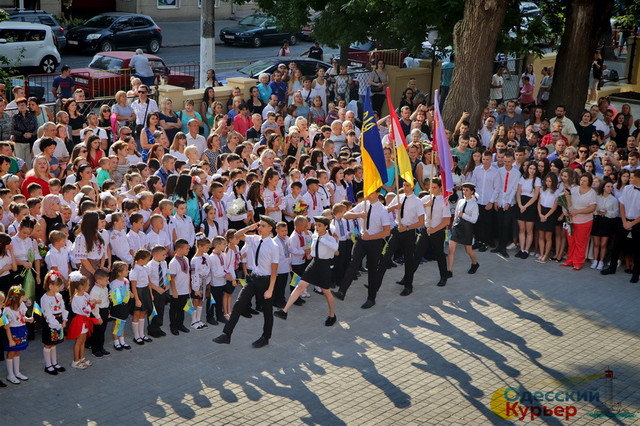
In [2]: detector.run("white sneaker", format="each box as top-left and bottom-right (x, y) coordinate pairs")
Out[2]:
(6, 376), (20, 384)
(71, 360), (87, 370)
(590, 260), (598, 269)
(506, 243), (517, 250)
(81, 358), (92, 367)
(196, 322), (207, 330)
(301, 290), (311, 298)
(596, 262), (604, 270)
(14, 372), (28, 381)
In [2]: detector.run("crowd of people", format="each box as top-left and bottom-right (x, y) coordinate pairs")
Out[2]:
(0, 58), (639, 387)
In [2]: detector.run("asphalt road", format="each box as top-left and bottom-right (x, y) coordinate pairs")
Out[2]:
(59, 41), (339, 72)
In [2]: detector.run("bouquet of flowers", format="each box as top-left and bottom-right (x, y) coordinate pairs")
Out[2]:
(293, 199), (309, 215)
(557, 192), (573, 235)
(227, 198), (247, 217)
(20, 248), (36, 302)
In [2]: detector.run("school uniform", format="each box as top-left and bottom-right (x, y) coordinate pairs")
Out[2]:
(602, 184), (640, 280)
(494, 166), (521, 254)
(170, 215), (196, 247)
(127, 229), (148, 255)
(301, 191), (325, 222)
(44, 246), (71, 282)
(209, 198), (228, 234)
(302, 232), (339, 289)
(3, 303), (28, 351)
(108, 278), (131, 321)
(146, 228), (172, 252)
(318, 184), (332, 209)
(537, 189), (560, 233)
(517, 177), (541, 222)
(207, 251), (227, 323)
(272, 235), (291, 307)
(451, 197), (479, 245)
(288, 230), (310, 277)
(168, 255), (191, 332)
(378, 193), (424, 293)
(591, 194), (619, 237)
(67, 294), (97, 340)
(330, 218), (351, 287)
(263, 188), (284, 222)
(201, 219), (221, 240)
(337, 200), (392, 304)
(110, 229), (133, 264)
(223, 248), (240, 294)
(190, 255), (210, 300)
(225, 194), (252, 231)
(471, 165), (500, 247)
(129, 264), (153, 314)
(222, 234), (279, 341)
(147, 259), (169, 337)
(89, 284), (110, 355)
(41, 293), (67, 348)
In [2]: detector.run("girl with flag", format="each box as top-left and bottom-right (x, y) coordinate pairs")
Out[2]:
(40, 271), (68, 375)
(3, 285), (32, 383)
(109, 261), (132, 351)
(67, 272), (101, 370)
(129, 249), (154, 345)
(274, 216), (339, 326)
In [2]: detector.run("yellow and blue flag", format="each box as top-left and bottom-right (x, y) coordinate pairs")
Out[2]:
(209, 292), (215, 304)
(0, 311), (8, 326)
(289, 273), (301, 288)
(361, 87), (388, 197)
(237, 278), (247, 287)
(109, 287), (123, 305)
(113, 319), (126, 336)
(183, 298), (195, 314)
(148, 306), (158, 322)
(386, 87), (414, 187)
(32, 302), (43, 316)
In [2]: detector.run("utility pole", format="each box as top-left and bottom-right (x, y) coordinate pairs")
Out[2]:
(200, 0), (215, 89)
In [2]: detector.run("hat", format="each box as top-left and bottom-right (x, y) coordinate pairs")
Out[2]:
(259, 215), (277, 229)
(314, 216), (330, 226)
(277, 63), (286, 68)
(461, 182), (476, 190)
(305, 177), (319, 186)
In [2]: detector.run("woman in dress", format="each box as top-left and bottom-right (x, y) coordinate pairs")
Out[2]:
(447, 183), (480, 277)
(312, 67), (328, 113)
(561, 173), (597, 270)
(515, 162), (541, 259)
(64, 99), (86, 145)
(247, 86), (265, 115)
(200, 87), (216, 134)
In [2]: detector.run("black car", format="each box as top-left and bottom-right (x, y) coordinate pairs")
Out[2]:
(65, 13), (162, 54)
(219, 14), (299, 48)
(5, 9), (66, 49)
(217, 57), (332, 83)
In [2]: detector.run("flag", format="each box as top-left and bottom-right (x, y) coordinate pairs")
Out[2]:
(183, 298), (195, 313)
(237, 278), (247, 287)
(148, 306), (157, 322)
(209, 292), (215, 304)
(32, 301), (43, 317)
(113, 319), (125, 337)
(360, 87), (387, 197)
(289, 273), (301, 288)
(386, 87), (414, 187)
(109, 288), (123, 305)
(432, 90), (454, 199)
(0, 311), (8, 326)
(122, 287), (131, 304)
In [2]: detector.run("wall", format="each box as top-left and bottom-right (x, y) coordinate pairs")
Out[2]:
(383, 61), (441, 115)
(157, 76), (252, 113)
(115, 0), (255, 21)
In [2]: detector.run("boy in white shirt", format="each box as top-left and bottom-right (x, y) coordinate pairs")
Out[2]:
(283, 182), (303, 234)
(170, 200), (196, 248)
(147, 245), (170, 337)
(127, 213), (148, 254)
(168, 239), (192, 335)
(146, 214), (173, 255)
(44, 230), (71, 290)
(272, 222), (291, 308)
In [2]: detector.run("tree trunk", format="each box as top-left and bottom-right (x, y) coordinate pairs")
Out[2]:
(547, 0), (614, 121)
(200, 0), (216, 89)
(442, 0), (508, 131)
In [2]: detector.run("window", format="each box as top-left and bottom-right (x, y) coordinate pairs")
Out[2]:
(157, 0), (179, 9)
(0, 29), (46, 42)
(132, 17), (151, 28)
(88, 54), (124, 71)
(41, 17), (57, 26)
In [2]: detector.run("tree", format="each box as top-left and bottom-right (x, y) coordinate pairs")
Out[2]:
(546, 0), (615, 121)
(441, 0), (508, 131)
(200, 0), (215, 88)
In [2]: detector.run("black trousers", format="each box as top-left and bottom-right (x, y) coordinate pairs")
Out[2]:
(339, 237), (385, 301)
(476, 204), (496, 245)
(90, 307), (109, 353)
(169, 294), (188, 330)
(273, 272), (289, 308)
(223, 274), (274, 339)
(148, 289), (169, 334)
(607, 220), (640, 276)
(379, 228), (416, 290)
(496, 207), (514, 250)
(207, 286), (225, 321)
(403, 228), (447, 285)
(332, 240), (350, 286)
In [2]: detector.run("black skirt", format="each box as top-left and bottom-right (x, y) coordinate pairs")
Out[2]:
(133, 286), (154, 313)
(301, 258), (333, 289)
(591, 215), (615, 237)
(517, 196), (538, 222)
(42, 313), (65, 346)
(451, 218), (474, 246)
(536, 206), (558, 232)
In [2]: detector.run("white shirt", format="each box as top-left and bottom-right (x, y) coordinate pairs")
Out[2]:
(490, 74), (504, 100)
(80, 126), (108, 142)
(40, 293), (68, 329)
(471, 165), (500, 205)
(283, 193), (302, 222)
(596, 194), (619, 219)
(3, 303), (27, 326)
(423, 194), (450, 228)
(330, 218), (350, 241)
(33, 137), (70, 159)
(454, 197), (479, 224)
(301, 191), (325, 221)
(0, 253), (12, 277)
(245, 234), (279, 276)
(262, 104), (276, 120)
(309, 232), (339, 259)
(110, 229), (134, 264)
(71, 293), (92, 317)
(44, 245), (70, 280)
(388, 193), (423, 227)
(496, 166), (522, 207)
(73, 233), (107, 261)
(11, 235), (42, 262)
(127, 229), (148, 254)
(539, 188), (560, 209)
(186, 133), (207, 156)
(146, 227), (172, 252)
(288, 230), (310, 265)
(129, 264), (150, 288)
(168, 256), (191, 295)
(89, 285), (110, 311)
(263, 188), (284, 222)
(190, 254), (210, 291)
(351, 200), (391, 236)
(273, 235), (291, 274)
(147, 258), (169, 288)
(619, 185), (640, 219)
(549, 116), (578, 137)
(208, 251), (228, 287)
(518, 176), (541, 198)
(170, 215), (195, 246)
(209, 198), (228, 233)
(570, 187), (597, 224)
(131, 99), (159, 126)
(328, 182), (348, 204)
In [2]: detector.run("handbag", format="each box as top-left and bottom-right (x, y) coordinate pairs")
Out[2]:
(371, 71), (383, 93)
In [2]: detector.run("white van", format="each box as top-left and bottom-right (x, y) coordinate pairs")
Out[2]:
(0, 21), (61, 73)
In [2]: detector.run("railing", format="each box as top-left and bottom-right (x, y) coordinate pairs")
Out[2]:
(346, 49), (408, 68)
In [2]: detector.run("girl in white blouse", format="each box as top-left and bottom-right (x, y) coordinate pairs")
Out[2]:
(591, 179), (619, 270)
(73, 211), (107, 285)
(11, 217), (41, 287)
(0, 233), (16, 296)
(40, 271), (68, 375)
(516, 162), (541, 258)
(536, 173), (560, 263)
(448, 183), (480, 277)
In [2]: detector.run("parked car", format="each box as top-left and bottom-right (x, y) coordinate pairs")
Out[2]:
(0, 21), (61, 73)
(217, 57), (332, 83)
(5, 8), (66, 49)
(70, 51), (194, 98)
(66, 13), (162, 54)
(340, 40), (408, 67)
(219, 14), (299, 48)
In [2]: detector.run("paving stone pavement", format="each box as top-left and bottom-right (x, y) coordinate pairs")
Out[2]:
(1, 249), (640, 425)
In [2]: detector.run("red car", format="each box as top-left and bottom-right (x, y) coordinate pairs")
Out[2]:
(71, 51), (195, 98)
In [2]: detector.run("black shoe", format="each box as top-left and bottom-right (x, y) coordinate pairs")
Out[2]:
(359, 267), (368, 273)
(207, 318), (219, 326)
(133, 338), (144, 345)
(468, 263), (480, 274)
(178, 325), (190, 333)
(158, 329), (167, 337)
(252, 336), (269, 348)
(100, 349), (111, 357)
(437, 278), (447, 287)
(249, 308), (260, 314)
(332, 290), (345, 301)
(44, 366), (58, 375)
(213, 333), (230, 344)
(114, 343), (124, 351)
(325, 315), (337, 326)
(521, 251), (529, 259)
(53, 364), (66, 372)
(148, 332), (162, 338)
(170, 328), (179, 336)
(631, 276), (639, 284)
(499, 251), (510, 258)
(490, 247), (502, 253)
(361, 299), (376, 309)
(0, 379), (6, 387)
(514, 250), (523, 258)
(478, 244), (488, 252)
(601, 267), (616, 275)
(218, 317), (228, 324)
(472, 242), (481, 250)
(273, 302), (285, 309)
(241, 312), (253, 318)
(293, 299), (304, 306)
(395, 280), (406, 286)
(625, 268), (633, 274)
(400, 288), (413, 296)
(141, 336), (153, 342)
(122, 344), (132, 350)
(254, 306), (264, 312)
(446, 271), (453, 278)
(93, 351), (104, 358)
(274, 309), (288, 320)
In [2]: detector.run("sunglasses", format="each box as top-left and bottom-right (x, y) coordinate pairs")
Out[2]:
(579, 150), (588, 153)
(138, 91), (147, 94)
(122, 132), (132, 136)
(507, 144), (517, 148)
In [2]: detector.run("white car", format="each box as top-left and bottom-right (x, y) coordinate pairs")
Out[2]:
(0, 21), (61, 73)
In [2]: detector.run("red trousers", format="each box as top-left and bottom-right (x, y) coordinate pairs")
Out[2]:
(566, 221), (592, 268)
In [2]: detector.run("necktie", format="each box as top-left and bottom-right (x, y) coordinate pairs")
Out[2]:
(400, 196), (407, 220)
(338, 219), (345, 237)
(430, 195), (436, 221)
(311, 192), (317, 209)
(298, 233), (304, 247)
(366, 204), (372, 230)
(166, 216), (171, 224)
(504, 170), (510, 192)
(255, 239), (263, 267)
(346, 220), (350, 232)
(634, 186), (640, 191)
(315, 235), (320, 258)
(280, 237), (289, 257)
(158, 263), (165, 288)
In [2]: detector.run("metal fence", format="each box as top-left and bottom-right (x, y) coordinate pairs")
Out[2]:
(494, 56), (526, 101)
